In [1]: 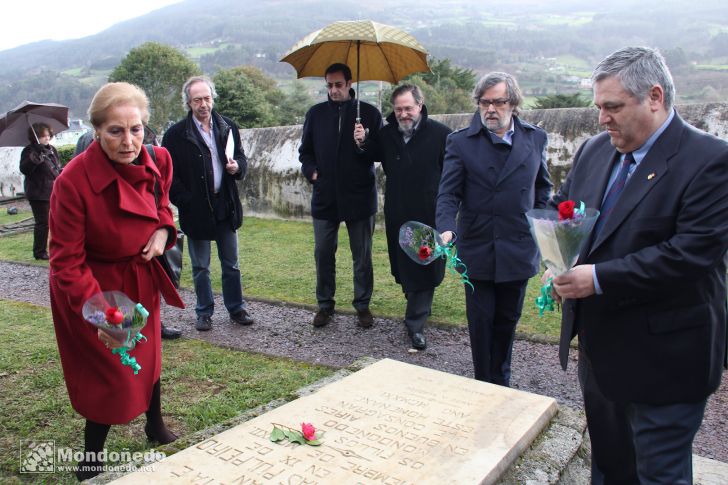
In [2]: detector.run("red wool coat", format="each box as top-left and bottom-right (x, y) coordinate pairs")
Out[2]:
(49, 141), (184, 425)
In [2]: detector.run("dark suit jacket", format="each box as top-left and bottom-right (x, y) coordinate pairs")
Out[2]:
(553, 112), (728, 404)
(436, 113), (552, 281)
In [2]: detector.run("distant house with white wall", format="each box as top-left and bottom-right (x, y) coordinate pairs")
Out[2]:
(53, 119), (91, 147)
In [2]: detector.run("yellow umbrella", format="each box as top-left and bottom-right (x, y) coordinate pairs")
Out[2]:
(280, 20), (430, 119)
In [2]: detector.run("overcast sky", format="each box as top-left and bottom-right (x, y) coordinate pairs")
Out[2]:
(0, 0), (181, 52)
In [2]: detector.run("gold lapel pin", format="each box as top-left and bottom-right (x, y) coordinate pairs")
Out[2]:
(647, 173), (656, 180)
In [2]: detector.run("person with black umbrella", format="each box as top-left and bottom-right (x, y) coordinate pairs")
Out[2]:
(19, 122), (61, 260)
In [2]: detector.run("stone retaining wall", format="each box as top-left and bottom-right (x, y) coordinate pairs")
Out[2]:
(239, 103), (728, 219)
(3, 103), (726, 217)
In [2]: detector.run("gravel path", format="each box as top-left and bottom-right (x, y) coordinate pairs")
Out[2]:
(3, 260), (726, 462)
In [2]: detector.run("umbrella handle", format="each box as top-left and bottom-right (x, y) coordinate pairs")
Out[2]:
(28, 114), (40, 144)
(356, 40), (361, 123)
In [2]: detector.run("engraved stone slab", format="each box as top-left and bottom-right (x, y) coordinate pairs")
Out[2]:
(112, 358), (558, 484)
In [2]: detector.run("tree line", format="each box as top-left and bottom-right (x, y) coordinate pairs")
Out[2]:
(108, 42), (316, 134)
(108, 43), (495, 134)
(4, 41), (593, 138)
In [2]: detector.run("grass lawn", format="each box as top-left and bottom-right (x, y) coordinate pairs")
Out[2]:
(0, 209), (31, 226)
(0, 217), (562, 340)
(0, 299), (333, 483)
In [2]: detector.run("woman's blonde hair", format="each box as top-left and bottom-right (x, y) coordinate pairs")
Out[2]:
(88, 82), (150, 128)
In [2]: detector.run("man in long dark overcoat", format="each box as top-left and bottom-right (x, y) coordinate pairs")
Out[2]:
(364, 84), (450, 349)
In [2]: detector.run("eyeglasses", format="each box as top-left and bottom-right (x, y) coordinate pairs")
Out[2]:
(326, 81), (346, 89)
(477, 98), (509, 108)
(394, 105), (419, 114)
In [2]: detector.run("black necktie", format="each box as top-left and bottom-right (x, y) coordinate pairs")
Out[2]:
(594, 152), (635, 236)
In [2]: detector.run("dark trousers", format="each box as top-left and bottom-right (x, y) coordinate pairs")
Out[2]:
(313, 216), (374, 312)
(578, 350), (706, 485)
(464, 278), (527, 385)
(404, 288), (435, 334)
(29, 199), (49, 258)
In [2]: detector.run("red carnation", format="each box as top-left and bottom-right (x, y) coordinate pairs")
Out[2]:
(558, 200), (576, 221)
(418, 245), (432, 260)
(105, 307), (124, 325)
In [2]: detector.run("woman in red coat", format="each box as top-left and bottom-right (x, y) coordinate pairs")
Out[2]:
(48, 82), (184, 480)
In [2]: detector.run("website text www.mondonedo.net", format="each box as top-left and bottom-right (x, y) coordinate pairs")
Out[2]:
(19, 440), (165, 475)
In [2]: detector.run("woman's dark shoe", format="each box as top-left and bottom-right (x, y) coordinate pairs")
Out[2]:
(144, 422), (178, 445)
(75, 460), (104, 481)
(34, 253), (50, 260)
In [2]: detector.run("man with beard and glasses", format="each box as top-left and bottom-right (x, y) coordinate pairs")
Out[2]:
(436, 72), (552, 385)
(360, 84), (451, 350)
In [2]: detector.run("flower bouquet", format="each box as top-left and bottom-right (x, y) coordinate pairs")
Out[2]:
(526, 201), (600, 314)
(82, 291), (150, 374)
(398, 221), (473, 290)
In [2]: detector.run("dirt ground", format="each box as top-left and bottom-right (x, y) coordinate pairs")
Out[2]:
(2, 260), (726, 462)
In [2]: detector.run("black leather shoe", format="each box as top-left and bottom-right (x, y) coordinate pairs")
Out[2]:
(230, 309), (254, 325)
(161, 324), (182, 340)
(195, 315), (212, 331)
(312, 309), (333, 327)
(34, 253), (49, 260)
(357, 309), (374, 328)
(411, 332), (427, 350)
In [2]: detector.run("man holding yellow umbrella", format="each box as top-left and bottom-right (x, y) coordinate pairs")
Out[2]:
(283, 20), (430, 329)
(298, 63), (381, 328)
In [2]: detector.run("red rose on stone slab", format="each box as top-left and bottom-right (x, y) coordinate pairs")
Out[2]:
(418, 245), (432, 260)
(271, 422), (321, 446)
(105, 307), (124, 325)
(558, 200), (576, 221)
(301, 422), (316, 441)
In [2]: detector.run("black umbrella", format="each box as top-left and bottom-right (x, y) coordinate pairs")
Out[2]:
(0, 101), (69, 147)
